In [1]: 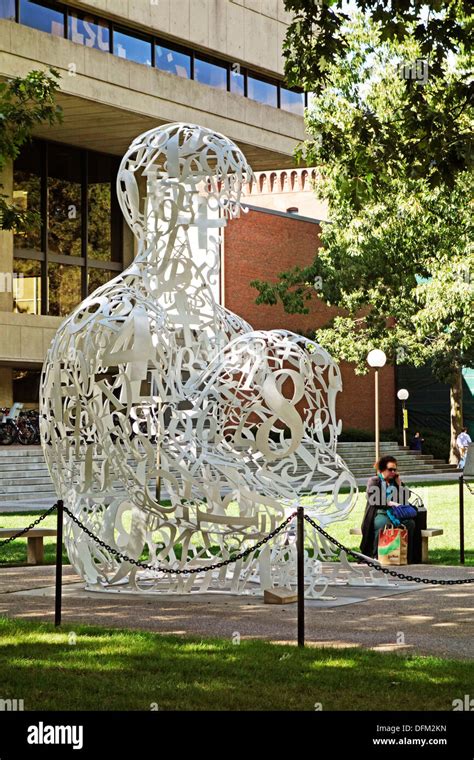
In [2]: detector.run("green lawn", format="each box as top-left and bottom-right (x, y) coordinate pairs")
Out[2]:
(0, 617), (472, 711)
(0, 481), (472, 566)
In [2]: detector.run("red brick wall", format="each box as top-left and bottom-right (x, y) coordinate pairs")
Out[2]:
(223, 208), (395, 431)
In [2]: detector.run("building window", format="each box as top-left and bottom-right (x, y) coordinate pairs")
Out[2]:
(87, 153), (122, 264)
(247, 75), (278, 108)
(280, 87), (305, 116)
(194, 56), (228, 90)
(13, 140), (123, 317)
(0, 0), (16, 20)
(20, 0), (65, 37)
(47, 143), (82, 258)
(155, 42), (190, 78)
(13, 148), (42, 255)
(13, 369), (42, 403)
(88, 268), (114, 295)
(13, 259), (42, 315)
(48, 262), (82, 316)
(68, 11), (109, 52)
(230, 66), (245, 96)
(13, 0), (306, 113)
(113, 27), (152, 65)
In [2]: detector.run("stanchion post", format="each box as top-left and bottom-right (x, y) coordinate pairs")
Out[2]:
(297, 506), (305, 648)
(55, 500), (64, 627)
(459, 475), (465, 565)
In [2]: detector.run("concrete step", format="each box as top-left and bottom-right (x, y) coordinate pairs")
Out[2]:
(0, 462), (48, 472)
(0, 448), (43, 457)
(0, 476), (54, 487)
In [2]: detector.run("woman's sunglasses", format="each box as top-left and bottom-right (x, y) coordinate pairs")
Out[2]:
(387, 467), (397, 472)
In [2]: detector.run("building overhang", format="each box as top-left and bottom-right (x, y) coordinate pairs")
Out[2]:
(1, 19), (307, 170)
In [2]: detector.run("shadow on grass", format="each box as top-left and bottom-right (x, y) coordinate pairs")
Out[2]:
(0, 617), (472, 711)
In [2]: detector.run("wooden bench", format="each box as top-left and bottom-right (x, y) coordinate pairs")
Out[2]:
(349, 526), (444, 563)
(0, 528), (57, 565)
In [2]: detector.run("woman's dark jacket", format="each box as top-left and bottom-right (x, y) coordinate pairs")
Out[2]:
(360, 476), (411, 557)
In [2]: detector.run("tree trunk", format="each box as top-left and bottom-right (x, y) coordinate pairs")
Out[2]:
(449, 368), (463, 464)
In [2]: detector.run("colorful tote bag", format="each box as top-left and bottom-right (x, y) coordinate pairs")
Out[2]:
(378, 527), (408, 566)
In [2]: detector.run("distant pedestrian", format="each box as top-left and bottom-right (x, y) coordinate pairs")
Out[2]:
(456, 427), (472, 469)
(409, 431), (424, 452)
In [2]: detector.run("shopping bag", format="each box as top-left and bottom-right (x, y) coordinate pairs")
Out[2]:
(378, 526), (408, 566)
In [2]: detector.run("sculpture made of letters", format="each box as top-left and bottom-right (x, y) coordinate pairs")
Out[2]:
(40, 123), (357, 595)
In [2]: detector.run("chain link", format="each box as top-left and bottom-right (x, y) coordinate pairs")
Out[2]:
(62, 506), (297, 575)
(0, 505), (58, 547)
(303, 513), (474, 586)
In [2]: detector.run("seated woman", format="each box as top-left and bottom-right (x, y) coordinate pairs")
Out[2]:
(360, 455), (416, 563)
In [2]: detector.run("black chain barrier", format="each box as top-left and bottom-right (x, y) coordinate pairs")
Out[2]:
(62, 505), (297, 575)
(0, 505), (57, 547)
(0, 502), (472, 586)
(303, 513), (474, 586)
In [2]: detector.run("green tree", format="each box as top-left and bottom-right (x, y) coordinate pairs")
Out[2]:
(0, 68), (62, 231)
(283, 0), (472, 198)
(253, 13), (473, 462)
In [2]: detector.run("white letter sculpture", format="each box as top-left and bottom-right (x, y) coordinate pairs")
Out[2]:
(40, 123), (358, 596)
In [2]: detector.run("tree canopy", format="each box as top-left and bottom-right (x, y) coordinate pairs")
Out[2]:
(0, 68), (62, 231)
(283, 0), (473, 200)
(253, 8), (473, 457)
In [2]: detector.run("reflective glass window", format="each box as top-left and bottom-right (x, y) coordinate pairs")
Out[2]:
(280, 87), (305, 116)
(48, 263), (82, 316)
(87, 154), (122, 263)
(247, 75), (277, 107)
(194, 57), (227, 90)
(0, 0), (15, 20)
(113, 28), (152, 65)
(20, 0), (64, 37)
(13, 259), (42, 315)
(13, 369), (42, 403)
(230, 65), (244, 96)
(13, 146), (42, 254)
(155, 43), (190, 78)
(88, 268), (114, 295)
(48, 144), (82, 257)
(68, 12), (109, 52)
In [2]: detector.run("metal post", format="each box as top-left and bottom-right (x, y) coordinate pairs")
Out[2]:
(459, 475), (465, 565)
(297, 506), (305, 648)
(55, 500), (63, 627)
(375, 368), (380, 463)
(402, 401), (407, 448)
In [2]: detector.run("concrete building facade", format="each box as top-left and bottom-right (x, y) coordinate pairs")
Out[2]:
(0, 0), (306, 404)
(0, 0), (395, 431)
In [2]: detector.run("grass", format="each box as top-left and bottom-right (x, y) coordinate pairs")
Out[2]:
(0, 481), (472, 567)
(0, 617), (472, 711)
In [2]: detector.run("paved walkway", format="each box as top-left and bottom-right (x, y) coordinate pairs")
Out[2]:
(0, 563), (472, 660)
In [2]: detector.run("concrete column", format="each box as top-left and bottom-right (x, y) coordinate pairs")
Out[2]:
(0, 159), (13, 313)
(0, 367), (13, 408)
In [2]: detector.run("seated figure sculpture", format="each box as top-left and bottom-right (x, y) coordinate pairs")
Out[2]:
(40, 123), (358, 595)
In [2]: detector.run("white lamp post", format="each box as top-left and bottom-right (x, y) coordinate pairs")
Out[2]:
(397, 388), (409, 447)
(367, 349), (387, 463)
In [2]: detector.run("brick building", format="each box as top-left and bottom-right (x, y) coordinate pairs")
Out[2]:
(225, 169), (395, 430)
